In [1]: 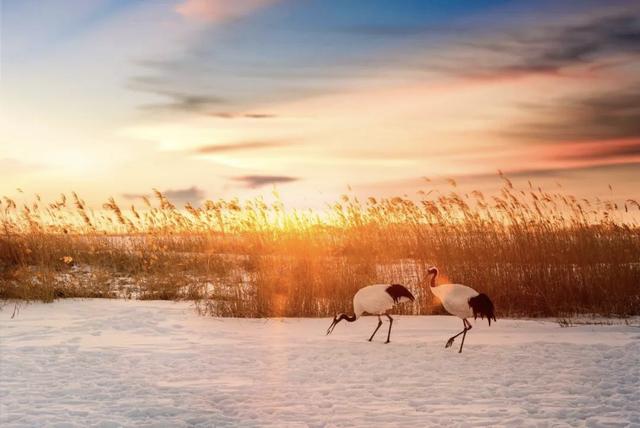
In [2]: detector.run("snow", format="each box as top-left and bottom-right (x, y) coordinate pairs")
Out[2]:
(1, 300), (639, 427)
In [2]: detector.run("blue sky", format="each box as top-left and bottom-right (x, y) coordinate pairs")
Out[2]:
(1, 0), (639, 206)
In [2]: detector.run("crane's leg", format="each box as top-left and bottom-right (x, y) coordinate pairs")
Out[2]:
(445, 319), (470, 349)
(458, 319), (472, 353)
(385, 314), (394, 344)
(368, 316), (383, 342)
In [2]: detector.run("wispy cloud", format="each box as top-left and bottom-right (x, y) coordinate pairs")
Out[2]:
(474, 162), (640, 183)
(129, 61), (342, 114)
(503, 84), (640, 143)
(123, 186), (206, 204)
(164, 186), (206, 203)
(553, 139), (640, 162)
(130, 77), (227, 114)
(175, 0), (279, 23)
(209, 112), (277, 119)
(506, 13), (640, 73)
(122, 192), (149, 201)
(460, 10), (640, 78)
(232, 175), (298, 188)
(133, 7), (640, 117)
(194, 140), (291, 154)
(366, 162), (640, 195)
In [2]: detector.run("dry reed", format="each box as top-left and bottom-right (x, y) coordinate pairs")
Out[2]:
(1, 177), (638, 317)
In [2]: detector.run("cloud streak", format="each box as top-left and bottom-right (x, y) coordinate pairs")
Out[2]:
(503, 84), (640, 143)
(208, 112), (277, 119)
(553, 139), (640, 162)
(123, 186), (206, 204)
(164, 186), (206, 203)
(511, 13), (640, 73)
(428, 9), (640, 80)
(194, 140), (291, 154)
(132, 82), (226, 114)
(232, 175), (298, 188)
(175, 0), (279, 23)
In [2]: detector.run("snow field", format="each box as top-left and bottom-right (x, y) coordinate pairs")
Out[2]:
(1, 299), (638, 427)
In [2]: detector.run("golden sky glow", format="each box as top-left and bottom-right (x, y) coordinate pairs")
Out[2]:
(1, 1), (639, 207)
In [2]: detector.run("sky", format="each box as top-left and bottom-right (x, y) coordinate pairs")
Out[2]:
(1, 0), (639, 207)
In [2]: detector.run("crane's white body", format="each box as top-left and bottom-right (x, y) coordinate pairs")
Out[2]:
(326, 283), (415, 342)
(353, 284), (412, 318)
(426, 266), (495, 353)
(430, 283), (480, 320)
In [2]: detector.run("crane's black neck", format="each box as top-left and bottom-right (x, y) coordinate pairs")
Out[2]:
(326, 312), (357, 335)
(429, 269), (439, 288)
(339, 313), (357, 322)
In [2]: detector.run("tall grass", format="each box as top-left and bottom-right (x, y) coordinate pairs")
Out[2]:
(1, 177), (639, 317)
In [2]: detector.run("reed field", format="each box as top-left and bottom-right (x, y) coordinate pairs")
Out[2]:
(1, 175), (639, 318)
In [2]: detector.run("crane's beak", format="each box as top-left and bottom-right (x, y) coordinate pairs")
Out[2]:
(326, 316), (338, 335)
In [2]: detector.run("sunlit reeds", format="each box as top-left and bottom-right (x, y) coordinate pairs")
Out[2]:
(1, 177), (639, 317)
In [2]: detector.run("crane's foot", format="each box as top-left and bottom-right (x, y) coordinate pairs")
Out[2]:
(384, 339), (390, 344)
(445, 337), (455, 348)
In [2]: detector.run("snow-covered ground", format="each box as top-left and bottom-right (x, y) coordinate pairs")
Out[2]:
(1, 300), (638, 427)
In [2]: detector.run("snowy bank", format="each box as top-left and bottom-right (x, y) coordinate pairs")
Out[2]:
(1, 300), (639, 427)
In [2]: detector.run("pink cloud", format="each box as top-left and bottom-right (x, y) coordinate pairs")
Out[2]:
(548, 138), (640, 165)
(175, 0), (279, 23)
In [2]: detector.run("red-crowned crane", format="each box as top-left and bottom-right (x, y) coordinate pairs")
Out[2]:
(427, 266), (496, 353)
(326, 284), (415, 343)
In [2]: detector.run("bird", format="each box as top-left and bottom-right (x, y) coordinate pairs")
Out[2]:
(426, 266), (496, 353)
(326, 284), (415, 343)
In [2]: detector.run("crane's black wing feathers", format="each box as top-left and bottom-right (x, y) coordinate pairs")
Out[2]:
(468, 293), (496, 326)
(386, 284), (415, 303)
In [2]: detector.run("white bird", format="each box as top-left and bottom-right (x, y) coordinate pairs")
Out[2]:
(326, 284), (415, 343)
(427, 266), (496, 353)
